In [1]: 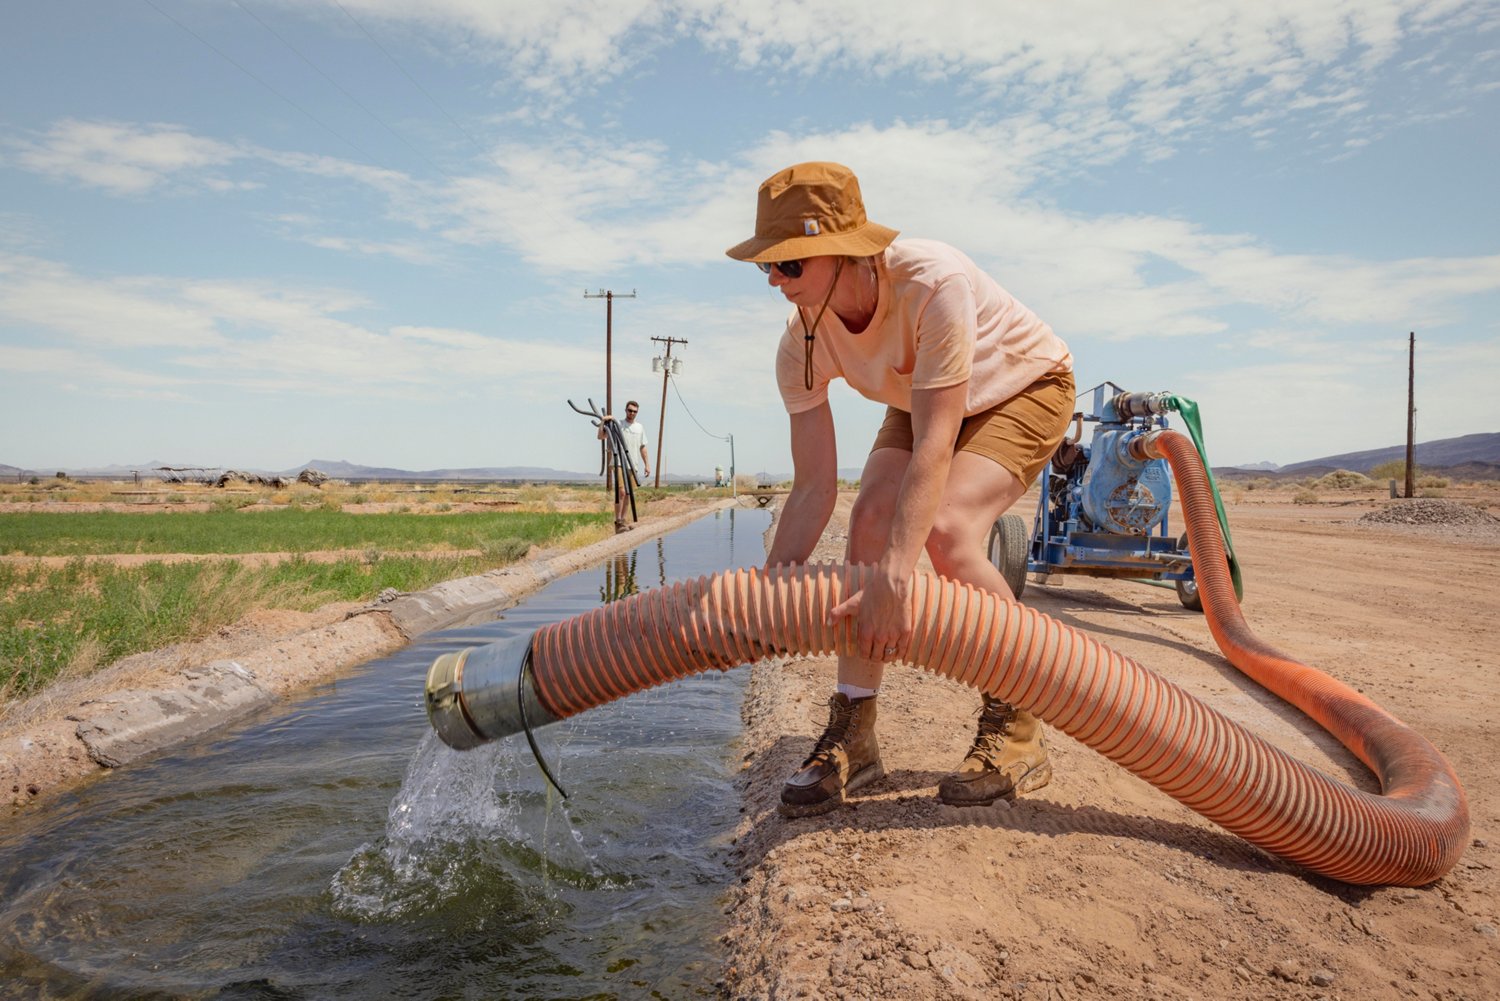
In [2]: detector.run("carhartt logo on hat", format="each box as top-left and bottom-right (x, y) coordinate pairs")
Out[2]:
(725, 161), (899, 263)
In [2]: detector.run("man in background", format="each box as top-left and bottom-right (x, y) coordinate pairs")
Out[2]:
(598, 400), (651, 532)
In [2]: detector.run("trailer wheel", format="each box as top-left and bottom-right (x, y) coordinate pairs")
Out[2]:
(1174, 532), (1205, 612)
(988, 514), (1030, 600)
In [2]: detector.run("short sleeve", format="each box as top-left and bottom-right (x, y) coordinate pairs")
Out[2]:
(776, 318), (831, 414)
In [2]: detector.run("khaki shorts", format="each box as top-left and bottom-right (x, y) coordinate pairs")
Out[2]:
(871, 369), (1076, 487)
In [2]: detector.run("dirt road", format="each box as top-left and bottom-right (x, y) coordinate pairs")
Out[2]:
(721, 490), (1500, 1000)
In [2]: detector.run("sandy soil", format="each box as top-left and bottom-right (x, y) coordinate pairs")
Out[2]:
(5, 487), (1498, 1000)
(720, 488), (1500, 1001)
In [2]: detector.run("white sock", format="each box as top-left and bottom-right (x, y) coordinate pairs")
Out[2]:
(837, 682), (879, 701)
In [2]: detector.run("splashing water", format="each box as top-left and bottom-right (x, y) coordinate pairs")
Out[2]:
(329, 730), (607, 922)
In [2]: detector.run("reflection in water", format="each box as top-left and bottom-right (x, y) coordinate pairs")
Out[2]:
(600, 533), (674, 603)
(600, 551), (638, 602)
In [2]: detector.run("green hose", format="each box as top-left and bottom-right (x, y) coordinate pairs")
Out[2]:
(1166, 395), (1244, 598)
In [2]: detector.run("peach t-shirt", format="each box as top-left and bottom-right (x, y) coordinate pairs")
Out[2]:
(776, 240), (1072, 416)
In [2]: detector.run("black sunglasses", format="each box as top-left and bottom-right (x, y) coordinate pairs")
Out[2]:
(755, 259), (803, 279)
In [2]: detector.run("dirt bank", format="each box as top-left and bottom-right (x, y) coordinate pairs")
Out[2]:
(0, 497), (732, 811)
(720, 490), (1499, 1000)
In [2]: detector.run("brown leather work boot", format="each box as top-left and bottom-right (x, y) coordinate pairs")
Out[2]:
(779, 693), (884, 818)
(937, 696), (1052, 806)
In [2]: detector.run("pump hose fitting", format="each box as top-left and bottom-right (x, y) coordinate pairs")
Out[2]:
(426, 430), (1468, 886)
(1110, 390), (1174, 419)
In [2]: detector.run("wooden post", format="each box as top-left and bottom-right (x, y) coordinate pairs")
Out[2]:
(1404, 332), (1416, 499)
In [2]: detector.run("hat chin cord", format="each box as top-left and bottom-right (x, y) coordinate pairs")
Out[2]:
(797, 256), (844, 391)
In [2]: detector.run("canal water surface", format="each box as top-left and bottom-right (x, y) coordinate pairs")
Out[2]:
(0, 506), (769, 999)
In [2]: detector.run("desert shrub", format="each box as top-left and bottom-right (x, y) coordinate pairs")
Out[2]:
(1417, 475), (1449, 488)
(1369, 459), (1418, 482)
(1315, 469), (1374, 490)
(478, 537), (532, 563)
(1292, 487), (1320, 505)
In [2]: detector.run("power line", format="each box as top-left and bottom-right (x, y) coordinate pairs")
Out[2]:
(231, 0), (456, 180)
(328, 0), (496, 166)
(668, 374), (736, 494)
(329, 0), (618, 283)
(140, 0), (383, 166)
(672, 372), (729, 438)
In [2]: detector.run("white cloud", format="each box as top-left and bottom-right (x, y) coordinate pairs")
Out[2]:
(280, 0), (1493, 153)
(296, 234), (438, 264)
(14, 111), (1497, 360)
(0, 255), (223, 348)
(0, 343), (194, 396)
(689, 0), (1486, 147)
(8, 120), (246, 195)
(302, 0), (669, 95)
(0, 254), (612, 404)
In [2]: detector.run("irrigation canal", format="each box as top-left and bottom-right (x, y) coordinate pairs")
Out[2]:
(0, 506), (770, 999)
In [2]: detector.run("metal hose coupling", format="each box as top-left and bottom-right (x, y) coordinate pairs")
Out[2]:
(1109, 391), (1174, 419)
(425, 632), (559, 750)
(1126, 428), (1171, 462)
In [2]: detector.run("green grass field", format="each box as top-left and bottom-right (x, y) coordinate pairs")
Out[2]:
(0, 507), (609, 703)
(0, 508), (603, 556)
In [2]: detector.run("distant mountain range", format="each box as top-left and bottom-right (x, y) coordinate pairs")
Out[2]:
(7, 432), (1499, 484)
(0, 457), (802, 486)
(1218, 431), (1500, 479)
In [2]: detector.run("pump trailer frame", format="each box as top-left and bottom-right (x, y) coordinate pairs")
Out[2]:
(988, 383), (1240, 612)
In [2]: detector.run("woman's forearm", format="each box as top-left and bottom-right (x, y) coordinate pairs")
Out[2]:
(766, 481), (836, 565)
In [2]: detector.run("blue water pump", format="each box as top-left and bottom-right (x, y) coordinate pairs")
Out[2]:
(987, 383), (1239, 612)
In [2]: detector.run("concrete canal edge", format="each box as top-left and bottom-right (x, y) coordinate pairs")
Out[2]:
(2, 498), (741, 811)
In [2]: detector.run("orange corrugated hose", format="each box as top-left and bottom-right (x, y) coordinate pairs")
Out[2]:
(519, 430), (1467, 886)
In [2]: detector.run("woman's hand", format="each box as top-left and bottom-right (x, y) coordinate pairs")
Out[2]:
(828, 566), (912, 661)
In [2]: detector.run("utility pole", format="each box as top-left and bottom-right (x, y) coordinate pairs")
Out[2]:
(1405, 331), (1416, 499)
(584, 288), (637, 416)
(727, 432), (736, 499)
(650, 335), (687, 488)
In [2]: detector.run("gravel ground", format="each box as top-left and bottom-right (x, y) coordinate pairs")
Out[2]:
(1353, 498), (1500, 541)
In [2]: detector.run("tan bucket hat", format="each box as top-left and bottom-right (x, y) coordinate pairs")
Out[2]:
(725, 161), (899, 263)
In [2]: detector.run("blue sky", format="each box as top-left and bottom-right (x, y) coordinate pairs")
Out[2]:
(2, 0), (1497, 478)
